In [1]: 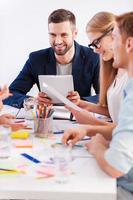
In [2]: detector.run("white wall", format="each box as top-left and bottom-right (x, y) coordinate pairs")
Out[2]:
(0, 0), (133, 95)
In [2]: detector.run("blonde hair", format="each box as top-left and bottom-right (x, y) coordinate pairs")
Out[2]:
(99, 58), (117, 106)
(86, 11), (115, 33)
(86, 12), (117, 106)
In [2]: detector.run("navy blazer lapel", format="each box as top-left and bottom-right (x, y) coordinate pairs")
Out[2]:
(72, 42), (85, 89)
(45, 48), (56, 75)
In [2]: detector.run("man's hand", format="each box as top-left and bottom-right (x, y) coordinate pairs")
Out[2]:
(67, 91), (80, 105)
(62, 127), (87, 146)
(85, 134), (124, 178)
(37, 92), (53, 106)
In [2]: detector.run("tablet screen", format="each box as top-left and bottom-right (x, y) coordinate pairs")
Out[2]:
(39, 75), (74, 104)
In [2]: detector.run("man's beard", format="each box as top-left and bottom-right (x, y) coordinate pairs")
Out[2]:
(52, 43), (73, 56)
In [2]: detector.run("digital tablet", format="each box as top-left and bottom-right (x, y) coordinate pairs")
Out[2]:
(39, 75), (74, 104)
(42, 82), (82, 112)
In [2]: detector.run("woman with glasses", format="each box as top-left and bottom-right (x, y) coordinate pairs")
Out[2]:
(66, 12), (128, 140)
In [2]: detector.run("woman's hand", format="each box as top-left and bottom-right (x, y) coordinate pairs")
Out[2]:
(65, 106), (97, 124)
(9, 123), (27, 131)
(0, 85), (12, 100)
(0, 114), (15, 124)
(0, 114), (27, 131)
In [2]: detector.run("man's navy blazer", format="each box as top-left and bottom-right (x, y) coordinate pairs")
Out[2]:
(4, 41), (100, 108)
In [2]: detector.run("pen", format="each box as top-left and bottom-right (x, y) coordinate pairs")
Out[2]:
(15, 109), (21, 118)
(47, 109), (55, 118)
(23, 127), (32, 130)
(55, 142), (83, 148)
(81, 137), (91, 141)
(14, 120), (25, 123)
(73, 144), (83, 148)
(0, 168), (18, 172)
(70, 113), (73, 121)
(0, 171), (20, 175)
(0, 168), (22, 174)
(21, 153), (41, 164)
(54, 130), (64, 134)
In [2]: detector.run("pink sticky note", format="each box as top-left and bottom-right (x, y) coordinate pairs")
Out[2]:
(36, 166), (55, 176)
(13, 140), (32, 148)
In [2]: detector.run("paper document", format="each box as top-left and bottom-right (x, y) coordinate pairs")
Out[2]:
(39, 75), (74, 104)
(43, 82), (83, 112)
(53, 106), (71, 119)
(72, 147), (93, 158)
(0, 105), (19, 116)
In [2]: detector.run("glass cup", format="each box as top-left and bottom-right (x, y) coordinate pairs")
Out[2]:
(34, 116), (53, 138)
(0, 126), (11, 158)
(23, 97), (36, 120)
(53, 144), (72, 183)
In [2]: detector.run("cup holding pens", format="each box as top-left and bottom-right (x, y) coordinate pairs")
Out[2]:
(34, 116), (53, 138)
(34, 105), (54, 138)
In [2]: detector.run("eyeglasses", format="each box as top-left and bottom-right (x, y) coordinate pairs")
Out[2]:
(88, 28), (113, 49)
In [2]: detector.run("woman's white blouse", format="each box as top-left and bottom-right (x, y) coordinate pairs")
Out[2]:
(107, 73), (128, 123)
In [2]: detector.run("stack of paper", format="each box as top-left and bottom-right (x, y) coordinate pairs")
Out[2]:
(53, 106), (71, 120)
(0, 105), (19, 116)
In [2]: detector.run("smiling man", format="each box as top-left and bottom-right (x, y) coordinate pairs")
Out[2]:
(4, 9), (99, 108)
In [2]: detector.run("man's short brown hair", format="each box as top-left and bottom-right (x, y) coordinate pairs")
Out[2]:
(116, 12), (133, 38)
(48, 8), (76, 27)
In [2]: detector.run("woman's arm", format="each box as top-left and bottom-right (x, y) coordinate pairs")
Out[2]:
(67, 107), (111, 126)
(78, 100), (110, 116)
(67, 91), (110, 117)
(84, 123), (116, 140)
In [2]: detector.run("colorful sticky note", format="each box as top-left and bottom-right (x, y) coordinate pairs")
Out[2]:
(11, 130), (30, 139)
(13, 140), (32, 148)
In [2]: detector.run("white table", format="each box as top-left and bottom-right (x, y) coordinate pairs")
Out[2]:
(0, 119), (116, 200)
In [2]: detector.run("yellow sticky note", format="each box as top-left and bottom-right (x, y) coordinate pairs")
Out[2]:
(11, 130), (30, 139)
